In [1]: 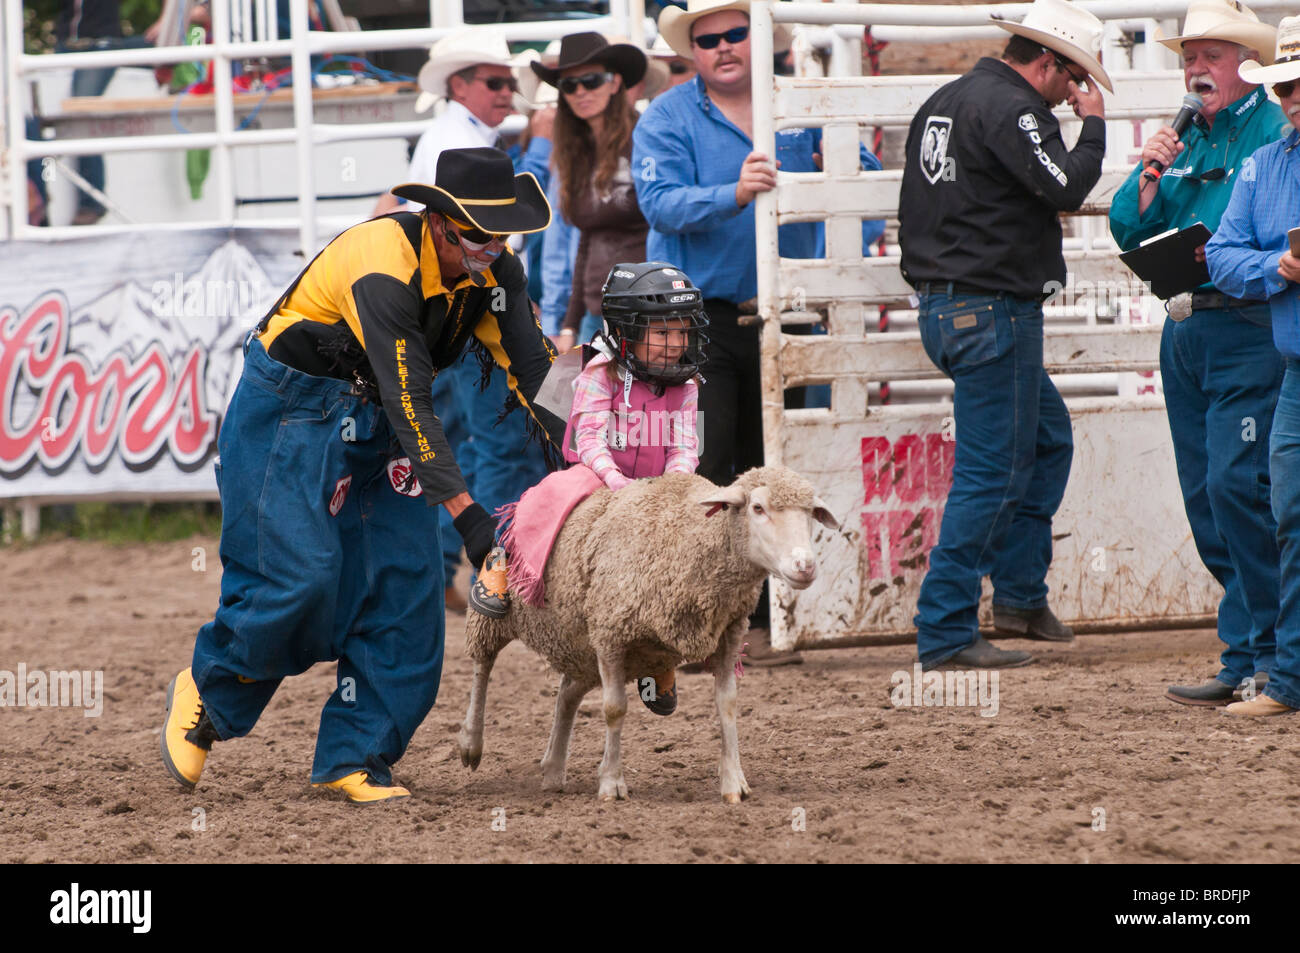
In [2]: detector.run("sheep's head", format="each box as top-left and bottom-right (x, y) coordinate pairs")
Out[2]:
(700, 466), (839, 589)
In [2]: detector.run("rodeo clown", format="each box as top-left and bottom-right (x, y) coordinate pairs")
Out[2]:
(161, 147), (564, 803)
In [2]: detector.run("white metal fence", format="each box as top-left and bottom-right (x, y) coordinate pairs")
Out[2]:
(749, 0), (1293, 647)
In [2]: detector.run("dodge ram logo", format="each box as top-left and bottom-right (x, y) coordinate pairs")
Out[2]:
(920, 116), (953, 185)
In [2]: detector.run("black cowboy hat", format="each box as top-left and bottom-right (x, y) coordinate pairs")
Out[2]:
(391, 147), (551, 235)
(530, 31), (647, 89)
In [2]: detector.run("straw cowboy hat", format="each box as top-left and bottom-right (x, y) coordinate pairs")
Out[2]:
(391, 147), (551, 235)
(415, 27), (519, 114)
(990, 0), (1114, 93)
(658, 0), (793, 61)
(529, 31), (647, 89)
(1239, 14), (1298, 84)
(514, 44), (561, 112)
(1158, 0), (1278, 64)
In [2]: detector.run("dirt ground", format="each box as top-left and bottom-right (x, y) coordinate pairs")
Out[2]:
(2, 535), (1296, 864)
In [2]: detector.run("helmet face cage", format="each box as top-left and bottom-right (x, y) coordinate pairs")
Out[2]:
(599, 264), (710, 387)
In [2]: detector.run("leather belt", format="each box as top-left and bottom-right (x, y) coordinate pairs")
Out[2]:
(915, 282), (997, 297)
(1168, 291), (1259, 321)
(1190, 292), (1254, 311)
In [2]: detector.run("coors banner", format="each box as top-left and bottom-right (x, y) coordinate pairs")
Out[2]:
(0, 229), (303, 499)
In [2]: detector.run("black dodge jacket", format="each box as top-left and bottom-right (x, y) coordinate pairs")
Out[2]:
(898, 57), (1107, 300)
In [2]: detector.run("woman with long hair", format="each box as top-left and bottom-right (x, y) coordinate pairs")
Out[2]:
(532, 32), (649, 350)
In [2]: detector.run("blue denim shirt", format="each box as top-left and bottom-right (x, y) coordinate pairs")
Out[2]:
(633, 75), (883, 303)
(539, 173), (580, 336)
(1207, 129), (1300, 358)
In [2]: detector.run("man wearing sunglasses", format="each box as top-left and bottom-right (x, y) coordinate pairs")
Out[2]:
(1206, 16), (1300, 716)
(373, 28), (555, 615)
(1109, 1), (1288, 709)
(162, 148), (565, 803)
(898, 0), (1110, 671)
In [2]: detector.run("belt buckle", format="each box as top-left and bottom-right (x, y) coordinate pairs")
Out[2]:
(1168, 293), (1193, 322)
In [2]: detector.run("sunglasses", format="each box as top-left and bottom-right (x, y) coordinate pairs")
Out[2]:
(1053, 55), (1087, 85)
(472, 74), (519, 93)
(692, 25), (749, 49)
(1275, 80), (1298, 99)
(558, 71), (614, 95)
(443, 216), (508, 251)
(669, 61), (692, 75)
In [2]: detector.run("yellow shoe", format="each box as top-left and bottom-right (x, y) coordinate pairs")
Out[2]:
(1224, 694), (1296, 717)
(160, 668), (218, 789)
(313, 771), (411, 803)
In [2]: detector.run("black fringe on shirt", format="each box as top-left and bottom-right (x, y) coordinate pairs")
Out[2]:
(316, 333), (382, 405)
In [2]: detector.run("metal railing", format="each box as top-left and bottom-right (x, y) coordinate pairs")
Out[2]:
(2, 0), (639, 253)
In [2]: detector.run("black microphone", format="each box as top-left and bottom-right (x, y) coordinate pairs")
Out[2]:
(1142, 93), (1204, 184)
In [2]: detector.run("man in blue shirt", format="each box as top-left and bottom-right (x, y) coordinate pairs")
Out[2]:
(1109, 1), (1286, 708)
(634, 0), (882, 489)
(1207, 22), (1300, 715)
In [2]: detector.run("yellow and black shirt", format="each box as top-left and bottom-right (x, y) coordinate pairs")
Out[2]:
(257, 211), (562, 506)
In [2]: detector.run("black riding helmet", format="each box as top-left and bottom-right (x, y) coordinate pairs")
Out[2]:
(599, 261), (709, 387)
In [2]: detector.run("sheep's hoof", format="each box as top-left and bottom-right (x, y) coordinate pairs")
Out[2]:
(457, 739), (482, 771)
(597, 778), (629, 801)
(722, 792), (743, 804)
(541, 775), (565, 793)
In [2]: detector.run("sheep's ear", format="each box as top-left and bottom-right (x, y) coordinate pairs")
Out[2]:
(700, 484), (748, 517)
(811, 496), (840, 530)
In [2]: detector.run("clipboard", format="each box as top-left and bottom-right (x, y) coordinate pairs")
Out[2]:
(1118, 223), (1213, 299)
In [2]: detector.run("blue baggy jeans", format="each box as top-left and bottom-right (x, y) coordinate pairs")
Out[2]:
(914, 290), (1074, 666)
(192, 338), (444, 786)
(1160, 308), (1281, 686)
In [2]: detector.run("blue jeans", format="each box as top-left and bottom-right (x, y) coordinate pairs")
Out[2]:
(914, 291), (1073, 666)
(433, 352), (549, 576)
(57, 36), (150, 215)
(1161, 309), (1281, 686)
(192, 339), (444, 785)
(1268, 359), (1300, 708)
(579, 312), (603, 344)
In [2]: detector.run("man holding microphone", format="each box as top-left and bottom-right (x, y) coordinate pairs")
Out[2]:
(1108, 0), (1287, 708)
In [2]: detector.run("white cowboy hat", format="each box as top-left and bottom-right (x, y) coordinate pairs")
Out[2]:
(1239, 15), (1300, 84)
(415, 27), (519, 114)
(649, 34), (680, 59)
(658, 0), (792, 61)
(990, 0), (1114, 92)
(513, 43), (561, 112)
(1157, 0), (1277, 64)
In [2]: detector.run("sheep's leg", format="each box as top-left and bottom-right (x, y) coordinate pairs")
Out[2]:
(457, 652), (498, 771)
(595, 650), (629, 801)
(540, 674), (591, 792)
(713, 622), (751, 804)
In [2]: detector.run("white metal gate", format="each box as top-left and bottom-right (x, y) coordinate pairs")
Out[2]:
(746, 0), (1290, 648)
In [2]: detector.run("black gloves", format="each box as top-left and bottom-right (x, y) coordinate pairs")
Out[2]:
(453, 502), (496, 570)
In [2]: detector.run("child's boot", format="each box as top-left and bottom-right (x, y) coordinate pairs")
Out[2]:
(469, 546), (510, 618)
(638, 668), (678, 716)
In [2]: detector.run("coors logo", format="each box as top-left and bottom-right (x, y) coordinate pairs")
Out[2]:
(0, 291), (217, 475)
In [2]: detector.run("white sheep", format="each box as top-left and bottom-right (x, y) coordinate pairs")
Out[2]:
(457, 465), (838, 803)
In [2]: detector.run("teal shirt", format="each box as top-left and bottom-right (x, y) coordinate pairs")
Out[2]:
(1109, 87), (1288, 290)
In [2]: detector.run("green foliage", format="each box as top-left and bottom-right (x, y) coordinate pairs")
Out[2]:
(8, 501), (224, 545)
(23, 0), (163, 54)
